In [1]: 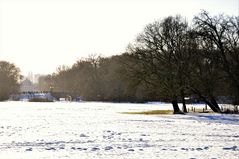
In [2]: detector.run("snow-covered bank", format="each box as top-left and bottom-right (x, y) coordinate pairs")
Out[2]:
(0, 102), (238, 159)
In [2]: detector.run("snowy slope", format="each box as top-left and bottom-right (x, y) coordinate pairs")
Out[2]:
(0, 102), (238, 159)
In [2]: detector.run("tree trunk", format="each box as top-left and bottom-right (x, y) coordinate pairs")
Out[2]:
(181, 89), (187, 113)
(200, 96), (221, 113)
(209, 96), (221, 113)
(233, 87), (239, 105)
(172, 96), (184, 114)
(189, 87), (221, 113)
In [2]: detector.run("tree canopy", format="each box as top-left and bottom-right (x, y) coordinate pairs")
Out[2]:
(0, 61), (20, 101)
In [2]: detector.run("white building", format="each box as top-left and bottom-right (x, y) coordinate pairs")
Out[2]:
(20, 78), (38, 92)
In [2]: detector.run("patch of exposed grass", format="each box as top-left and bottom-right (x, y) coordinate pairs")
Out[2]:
(121, 110), (173, 115)
(29, 98), (54, 102)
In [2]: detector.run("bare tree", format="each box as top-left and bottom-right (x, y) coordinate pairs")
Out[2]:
(193, 10), (239, 104)
(128, 16), (192, 114)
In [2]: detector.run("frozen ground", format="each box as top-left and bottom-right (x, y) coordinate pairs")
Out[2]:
(0, 101), (238, 159)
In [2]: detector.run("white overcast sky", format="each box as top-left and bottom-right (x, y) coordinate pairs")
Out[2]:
(0, 0), (238, 75)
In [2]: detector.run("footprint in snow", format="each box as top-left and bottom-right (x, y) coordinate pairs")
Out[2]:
(105, 146), (113, 150)
(25, 148), (32, 151)
(204, 146), (209, 150)
(45, 147), (56, 151)
(91, 147), (100, 151)
(196, 148), (203, 151)
(181, 148), (189, 151)
(171, 149), (177, 151)
(223, 146), (238, 151)
(80, 134), (88, 137)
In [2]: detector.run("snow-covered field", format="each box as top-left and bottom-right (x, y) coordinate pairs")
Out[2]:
(0, 101), (238, 159)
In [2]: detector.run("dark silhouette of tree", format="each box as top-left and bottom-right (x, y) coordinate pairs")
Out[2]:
(193, 10), (239, 105)
(128, 16), (191, 114)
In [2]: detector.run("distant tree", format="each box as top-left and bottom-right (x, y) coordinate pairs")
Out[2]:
(37, 75), (53, 92)
(0, 61), (20, 101)
(50, 55), (103, 100)
(98, 54), (140, 102)
(71, 55), (102, 100)
(52, 65), (70, 93)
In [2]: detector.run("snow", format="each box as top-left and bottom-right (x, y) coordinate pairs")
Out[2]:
(0, 101), (238, 159)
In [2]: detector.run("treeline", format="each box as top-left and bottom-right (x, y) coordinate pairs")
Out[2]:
(0, 61), (20, 101)
(38, 55), (143, 102)
(38, 11), (238, 113)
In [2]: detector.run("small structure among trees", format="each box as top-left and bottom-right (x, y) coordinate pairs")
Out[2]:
(20, 78), (38, 92)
